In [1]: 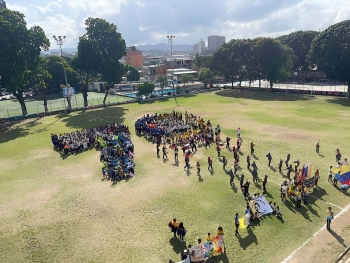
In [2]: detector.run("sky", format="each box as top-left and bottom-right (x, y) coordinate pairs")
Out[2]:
(6, 0), (350, 49)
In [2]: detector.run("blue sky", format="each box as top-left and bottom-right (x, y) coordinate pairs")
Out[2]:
(6, 0), (350, 48)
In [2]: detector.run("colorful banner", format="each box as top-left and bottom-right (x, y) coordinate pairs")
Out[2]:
(203, 235), (223, 257)
(334, 165), (350, 186)
(302, 163), (313, 179)
(188, 235), (224, 261)
(189, 244), (206, 262)
(177, 258), (190, 263)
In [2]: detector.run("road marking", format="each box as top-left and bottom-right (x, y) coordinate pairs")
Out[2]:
(281, 203), (350, 263)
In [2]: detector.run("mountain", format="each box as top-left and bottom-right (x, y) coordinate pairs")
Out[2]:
(135, 43), (192, 51)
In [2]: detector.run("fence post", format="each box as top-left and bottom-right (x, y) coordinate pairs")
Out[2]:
(50, 103), (53, 112)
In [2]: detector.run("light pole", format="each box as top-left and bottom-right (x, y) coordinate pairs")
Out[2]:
(167, 35), (175, 94)
(53, 35), (71, 110)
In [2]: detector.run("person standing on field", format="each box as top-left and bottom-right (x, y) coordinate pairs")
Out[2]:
(266, 153), (272, 166)
(328, 166), (333, 183)
(263, 175), (268, 194)
(208, 157), (213, 171)
(237, 127), (241, 138)
(278, 159), (283, 173)
(326, 207), (334, 230)
(247, 155), (251, 169)
(234, 213), (240, 234)
(316, 141), (320, 154)
(196, 161), (201, 175)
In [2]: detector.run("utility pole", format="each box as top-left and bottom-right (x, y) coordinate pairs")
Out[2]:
(53, 35), (71, 110)
(167, 35), (178, 105)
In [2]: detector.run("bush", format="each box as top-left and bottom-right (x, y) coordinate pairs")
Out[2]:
(150, 94), (156, 98)
(167, 92), (172, 96)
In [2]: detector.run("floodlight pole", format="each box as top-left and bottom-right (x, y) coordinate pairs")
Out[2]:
(167, 35), (178, 105)
(53, 35), (71, 110)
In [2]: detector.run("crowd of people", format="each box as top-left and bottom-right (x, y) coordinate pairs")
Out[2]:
(51, 123), (135, 182)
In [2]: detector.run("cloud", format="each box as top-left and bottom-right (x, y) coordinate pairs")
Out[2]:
(6, 0), (350, 48)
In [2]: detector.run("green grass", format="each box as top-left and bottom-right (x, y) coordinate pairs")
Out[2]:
(0, 92), (132, 118)
(0, 90), (349, 263)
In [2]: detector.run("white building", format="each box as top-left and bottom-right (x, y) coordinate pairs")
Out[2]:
(208, 35), (226, 52)
(193, 44), (198, 54)
(198, 39), (205, 54)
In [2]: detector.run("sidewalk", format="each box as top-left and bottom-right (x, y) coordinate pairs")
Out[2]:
(284, 205), (350, 263)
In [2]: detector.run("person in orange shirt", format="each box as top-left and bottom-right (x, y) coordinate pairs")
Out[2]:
(168, 218), (179, 238)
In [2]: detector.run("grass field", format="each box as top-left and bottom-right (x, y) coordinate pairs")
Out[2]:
(0, 90), (350, 263)
(0, 92), (132, 118)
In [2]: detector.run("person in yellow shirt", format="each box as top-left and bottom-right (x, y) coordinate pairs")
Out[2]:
(326, 207), (334, 230)
(206, 233), (213, 242)
(217, 226), (224, 236)
(168, 218), (179, 238)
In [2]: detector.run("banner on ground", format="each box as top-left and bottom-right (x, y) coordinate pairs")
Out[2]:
(188, 235), (224, 261)
(249, 196), (273, 217)
(177, 258), (190, 263)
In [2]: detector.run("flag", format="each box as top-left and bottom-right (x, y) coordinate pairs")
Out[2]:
(302, 163), (313, 179)
(338, 165), (350, 186)
(239, 217), (246, 229)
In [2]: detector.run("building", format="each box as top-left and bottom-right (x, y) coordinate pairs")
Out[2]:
(198, 39), (205, 54)
(0, 0), (7, 9)
(193, 44), (198, 54)
(166, 68), (198, 82)
(208, 35), (226, 52)
(125, 46), (143, 69)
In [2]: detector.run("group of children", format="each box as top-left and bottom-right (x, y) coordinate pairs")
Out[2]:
(99, 124), (135, 182)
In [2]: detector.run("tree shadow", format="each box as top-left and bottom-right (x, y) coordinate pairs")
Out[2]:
(326, 97), (350, 107)
(169, 237), (187, 254)
(57, 106), (128, 130)
(0, 117), (47, 144)
(216, 89), (317, 102)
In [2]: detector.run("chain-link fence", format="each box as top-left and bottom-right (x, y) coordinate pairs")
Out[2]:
(0, 94), (135, 119)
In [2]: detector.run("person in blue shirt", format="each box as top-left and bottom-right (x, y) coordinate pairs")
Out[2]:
(234, 213), (240, 234)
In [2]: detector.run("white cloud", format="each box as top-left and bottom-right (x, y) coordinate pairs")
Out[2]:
(6, 0), (350, 47)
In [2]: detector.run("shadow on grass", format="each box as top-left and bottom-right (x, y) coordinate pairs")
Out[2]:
(57, 106), (128, 130)
(326, 97), (350, 107)
(169, 237), (187, 254)
(205, 253), (229, 263)
(236, 228), (259, 250)
(0, 118), (41, 144)
(216, 89), (317, 102)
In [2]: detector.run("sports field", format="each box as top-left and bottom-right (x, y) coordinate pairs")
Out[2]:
(0, 90), (349, 263)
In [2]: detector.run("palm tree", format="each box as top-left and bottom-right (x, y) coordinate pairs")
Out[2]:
(156, 74), (167, 97)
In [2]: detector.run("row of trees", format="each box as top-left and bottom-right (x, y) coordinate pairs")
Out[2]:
(0, 9), (141, 115)
(198, 20), (350, 97)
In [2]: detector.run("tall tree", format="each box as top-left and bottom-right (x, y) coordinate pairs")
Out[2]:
(308, 20), (350, 98)
(251, 37), (294, 90)
(126, 65), (140, 81)
(199, 68), (214, 85)
(0, 9), (50, 115)
(43, 55), (77, 94)
(193, 53), (203, 71)
(137, 81), (154, 98)
(179, 74), (194, 87)
(277, 30), (319, 70)
(34, 69), (52, 113)
(72, 37), (98, 107)
(156, 74), (167, 96)
(211, 39), (251, 87)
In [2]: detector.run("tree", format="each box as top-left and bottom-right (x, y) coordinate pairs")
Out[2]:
(210, 39), (252, 87)
(43, 55), (77, 94)
(73, 36), (99, 107)
(156, 74), (167, 96)
(308, 20), (350, 98)
(126, 65), (140, 81)
(0, 9), (50, 115)
(193, 53), (203, 71)
(138, 82), (154, 98)
(277, 30), (319, 70)
(199, 68), (214, 85)
(251, 37), (294, 90)
(179, 74), (194, 87)
(74, 18), (126, 106)
(34, 69), (52, 113)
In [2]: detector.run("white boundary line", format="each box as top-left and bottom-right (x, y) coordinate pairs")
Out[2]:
(281, 203), (350, 263)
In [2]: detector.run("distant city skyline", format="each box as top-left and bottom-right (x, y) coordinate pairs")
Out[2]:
(5, 0), (350, 48)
